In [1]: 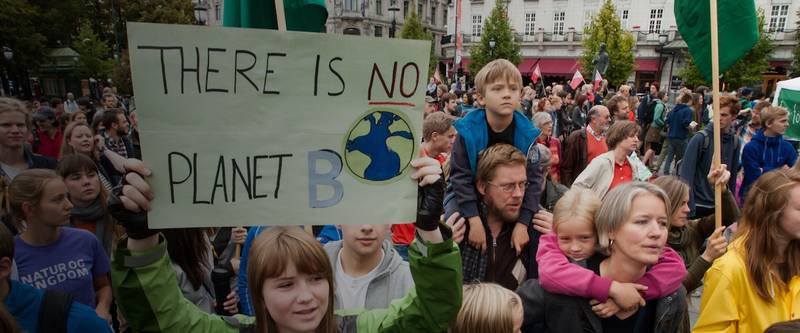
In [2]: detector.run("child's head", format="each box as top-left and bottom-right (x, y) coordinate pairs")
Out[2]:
(474, 59), (522, 115)
(247, 226), (335, 333)
(552, 189), (601, 261)
(451, 283), (524, 333)
(760, 105), (790, 135)
(765, 320), (800, 333)
(423, 112), (456, 154)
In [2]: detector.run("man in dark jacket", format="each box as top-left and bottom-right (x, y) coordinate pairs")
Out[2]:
(663, 93), (695, 175)
(560, 105), (610, 187)
(679, 95), (741, 219)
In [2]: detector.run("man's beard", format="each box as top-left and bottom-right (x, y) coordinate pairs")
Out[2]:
(485, 195), (520, 223)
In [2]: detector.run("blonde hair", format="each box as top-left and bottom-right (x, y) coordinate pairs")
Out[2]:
(0, 97), (32, 130)
(60, 122), (94, 157)
(760, 105), (789, 128)
(553, 189), (601, 234)
(474, 59), (522, 96)
(595, 182), (670, 255)
(8, 169), (61, 222)
(451, 283), (522, 333)
(247, 227), (336, 333)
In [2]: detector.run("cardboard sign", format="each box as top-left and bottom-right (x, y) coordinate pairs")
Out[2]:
(776, 87), (800, 140)
(127, 22), (430, 228)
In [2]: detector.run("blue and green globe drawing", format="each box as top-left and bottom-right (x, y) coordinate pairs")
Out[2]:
(344, 109), (416, 183)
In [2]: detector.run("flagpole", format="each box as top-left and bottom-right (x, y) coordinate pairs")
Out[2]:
(709, 0), (722, 229)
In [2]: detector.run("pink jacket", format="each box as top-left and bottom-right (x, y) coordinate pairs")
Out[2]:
(536, 233), (687, 302)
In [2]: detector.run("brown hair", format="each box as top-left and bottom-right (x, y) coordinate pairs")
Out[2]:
(101, 108), (125, 129)
(535, 98), (548, 113)
(0, 97), (32, 130)
(605, 95), (628, 115)
(60, 122), (94, 157)
(68, 110), (87, 123)
(719, 95), (741, 115)
(753, 100), (772, 113)
(760, 105), (789, 128)
(8, 169), (61, 221)
(765, 320), (800, 333)
(442, 92), (457, 103)
(652, 176), (690, 227)
(0, 223), (13, 260)
(474, 59), (522, 96)
(475, 144), (527, 184)
(423, 112), (453, 141)
(737, 169), (800, 302)
(605, 120), (640, 149)
(247, 227), (335, 333)
(162, 228), (211, 290)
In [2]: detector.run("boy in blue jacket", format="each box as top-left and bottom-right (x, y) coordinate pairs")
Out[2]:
(444, 59), (544, 265)
(740, 105), (798, 198)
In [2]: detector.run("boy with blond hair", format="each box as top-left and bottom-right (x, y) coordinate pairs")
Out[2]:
(444, 59), (545, 277)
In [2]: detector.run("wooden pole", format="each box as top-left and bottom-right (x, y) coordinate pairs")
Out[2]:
(709, 0), (722, 229)
(273, 0), (311, 235)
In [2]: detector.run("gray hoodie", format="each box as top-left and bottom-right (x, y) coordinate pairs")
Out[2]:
(324, 239), (414, 310)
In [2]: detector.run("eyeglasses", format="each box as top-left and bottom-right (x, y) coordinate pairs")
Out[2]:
(486, 181), (528, 193)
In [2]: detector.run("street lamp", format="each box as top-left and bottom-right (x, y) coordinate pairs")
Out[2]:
(195, 0), (208, 26)
(2, 46), (12, 62)
(656, 32), (669, 93)
(1, 46), (12, 97)
(389, 0), (400, 38)
(489, 37), (496, 58)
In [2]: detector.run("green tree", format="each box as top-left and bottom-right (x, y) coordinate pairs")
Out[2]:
(790, 9), (800, 77)
(0, 0), (47, 73)
(28, 0), (89, 47)
(400, 9), (438, 77)
(680, 9), (773, 89)
(73, 24), (114, 80)
(468, 1), (521, 75)
(580, 0), (635, 87)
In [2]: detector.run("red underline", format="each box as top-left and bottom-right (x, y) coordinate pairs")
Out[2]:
(368, 101), (417, 107)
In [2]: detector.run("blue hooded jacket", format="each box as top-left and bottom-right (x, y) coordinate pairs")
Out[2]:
(666, 103), (693, 140)
(740, 129), (798, 198)
(4, 280), (112, 333)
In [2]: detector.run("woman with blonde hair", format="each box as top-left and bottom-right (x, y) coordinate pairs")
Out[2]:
(451, 283), (523, 333)
(694, 169), (800, 333)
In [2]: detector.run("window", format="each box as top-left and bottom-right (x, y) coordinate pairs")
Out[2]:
(443, 8), (448, 27)
(584, 10), (595, 28)
(403, 0), (409, 17)
(617, 9), (628, 29)
(431, 5), (437, 25)
(345, 0), (357, 11)
(524, 12), (536, 35)
(553, 11), (565, 35)
(648, 8), (663, 33)
(375, 25), (383, 37)
(472, 15), (482, 36)
(770, 5), (789, 32)
(418, 0), (424, 17)
(376, 0), (382, 15)
(215, 4), (221, 20)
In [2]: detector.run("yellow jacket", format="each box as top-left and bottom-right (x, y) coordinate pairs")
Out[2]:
(693, 240), (800, 333)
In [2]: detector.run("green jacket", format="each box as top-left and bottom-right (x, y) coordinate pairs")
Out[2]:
(111, 235), (463, 332)
(651, 100), (667, 129)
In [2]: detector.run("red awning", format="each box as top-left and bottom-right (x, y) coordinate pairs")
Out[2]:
(635, 59), (660, 72)
(770, 60), (790, 68)
(446, 58), (472, 73)
(519, 58), (581, 75)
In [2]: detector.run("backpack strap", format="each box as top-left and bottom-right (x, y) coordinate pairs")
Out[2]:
(38, 289), (74, 333)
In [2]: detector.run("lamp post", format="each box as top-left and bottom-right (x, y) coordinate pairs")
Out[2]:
(1, 46), (13, 96)
(489, 37), (496, 59)
(656, 32), (668, 91)
(389, 0), (400, 38)
(195, 0), (208, 26)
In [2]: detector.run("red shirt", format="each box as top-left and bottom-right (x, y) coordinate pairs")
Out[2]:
(33, 129), (63, 159)
(586, 129), (608, 163)
(609, 158), (633, 190)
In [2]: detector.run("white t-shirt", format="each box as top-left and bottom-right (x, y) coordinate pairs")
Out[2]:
(335, 250), (384, 309)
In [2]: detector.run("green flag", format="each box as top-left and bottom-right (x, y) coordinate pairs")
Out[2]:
(675, 0), (758, 82)
(223, 0), (328, 32)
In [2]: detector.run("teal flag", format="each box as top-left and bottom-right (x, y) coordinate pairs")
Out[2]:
(777, 87), (800, 140)
(674, 0), (758, 82)
(223, 0), (328, 32)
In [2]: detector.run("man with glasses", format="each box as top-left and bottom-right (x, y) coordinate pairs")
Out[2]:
(459, 143), (542, 290)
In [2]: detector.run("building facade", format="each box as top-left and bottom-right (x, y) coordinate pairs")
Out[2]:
(442, 0), (799, 94)
(324, 0), (449, 52)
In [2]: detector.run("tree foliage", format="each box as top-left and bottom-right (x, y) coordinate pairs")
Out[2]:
(579, 0), (635, 87)
(790, 9), (800, 77)
(400, 10), (437, 77)
(0, 0), (47, 71)
(73, 24), (114, 80)
(680, 10), (773, 89)
(468, 1), (521, 75)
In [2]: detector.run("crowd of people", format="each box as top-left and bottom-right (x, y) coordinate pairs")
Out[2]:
(0, 58), (799, 333)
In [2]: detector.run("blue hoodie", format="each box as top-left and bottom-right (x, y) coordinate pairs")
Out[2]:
(740, 129), (798, 198)
(666, 103), (693, 140)
(4, 280), (112, 333)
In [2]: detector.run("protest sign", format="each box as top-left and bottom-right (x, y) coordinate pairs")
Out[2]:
(127, 22), (430, 228)
(774, 77), (800, 141)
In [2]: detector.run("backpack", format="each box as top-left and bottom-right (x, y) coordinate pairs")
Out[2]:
(638, 98), (658, 126)
(38, 289), (74, 333)
(676, 130), (739, 173)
